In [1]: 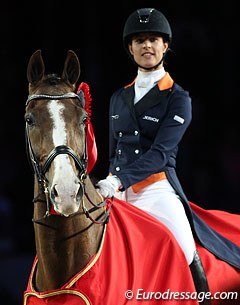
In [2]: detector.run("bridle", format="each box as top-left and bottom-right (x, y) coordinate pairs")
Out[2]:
(25, 92), (111, 225)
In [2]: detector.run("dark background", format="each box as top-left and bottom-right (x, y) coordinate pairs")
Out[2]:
(0, 1), (239, 304)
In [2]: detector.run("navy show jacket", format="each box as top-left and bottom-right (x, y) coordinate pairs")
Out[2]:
(108, 73), (240, 269)
(109, 74), (191, 189)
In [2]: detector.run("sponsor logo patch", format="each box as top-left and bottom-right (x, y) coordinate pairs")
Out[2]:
(142, 115), (159, 123)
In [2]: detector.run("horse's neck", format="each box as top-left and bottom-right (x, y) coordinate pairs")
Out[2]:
(33, 177), (104, 292)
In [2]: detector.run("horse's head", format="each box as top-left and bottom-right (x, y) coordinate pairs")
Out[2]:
(25, 50), (88, 217)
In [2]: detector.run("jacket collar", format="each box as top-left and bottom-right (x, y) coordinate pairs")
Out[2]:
(124, 72), (174, 91)
(157, 72), (174, 90)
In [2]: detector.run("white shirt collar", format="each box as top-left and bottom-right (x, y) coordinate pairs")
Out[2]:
(135, 68), (166, 88)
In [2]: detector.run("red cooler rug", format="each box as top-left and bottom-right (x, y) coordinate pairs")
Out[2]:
(23, 198), (240, 305)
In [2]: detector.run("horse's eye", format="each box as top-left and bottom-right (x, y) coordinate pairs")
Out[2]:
(80, 116), (88, 126)
(25, 114), (35, 126)
(82, 116), (88, 124)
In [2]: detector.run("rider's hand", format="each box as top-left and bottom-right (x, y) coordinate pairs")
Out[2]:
(96, 175), (122, 198)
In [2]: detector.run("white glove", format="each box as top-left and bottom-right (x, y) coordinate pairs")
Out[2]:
(96, 175), (122, 198)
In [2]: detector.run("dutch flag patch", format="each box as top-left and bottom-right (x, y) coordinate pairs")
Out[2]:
(173, 115), (184, 124)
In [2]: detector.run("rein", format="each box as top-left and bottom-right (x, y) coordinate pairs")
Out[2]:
(26, 92), (112, 226)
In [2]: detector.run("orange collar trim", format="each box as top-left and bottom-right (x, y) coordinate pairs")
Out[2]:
(124, 78), (135, 88)
(157, 72), (174, 90)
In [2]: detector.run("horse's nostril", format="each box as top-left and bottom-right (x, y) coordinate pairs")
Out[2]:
(51, 184), (58, 200)
(76, 183), (84, 202)
(53, 185), (58, 196)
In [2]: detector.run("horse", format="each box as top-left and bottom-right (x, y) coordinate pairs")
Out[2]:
(23, 49), (240, 305)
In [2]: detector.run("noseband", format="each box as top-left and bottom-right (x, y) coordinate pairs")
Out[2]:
(25, 92), (111, 225)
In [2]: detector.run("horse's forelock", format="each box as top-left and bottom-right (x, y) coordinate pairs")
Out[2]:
(44, 74), (63, 86)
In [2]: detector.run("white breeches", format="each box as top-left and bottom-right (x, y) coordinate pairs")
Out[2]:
(116, 179), (196, 265)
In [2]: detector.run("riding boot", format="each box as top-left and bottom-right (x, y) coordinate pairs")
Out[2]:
(189, 250), (211, 305)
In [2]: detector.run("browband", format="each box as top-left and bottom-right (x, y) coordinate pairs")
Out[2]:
(26, 92), (81, 106)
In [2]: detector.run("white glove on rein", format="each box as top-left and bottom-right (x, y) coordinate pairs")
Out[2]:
(96, 175), (122, 198)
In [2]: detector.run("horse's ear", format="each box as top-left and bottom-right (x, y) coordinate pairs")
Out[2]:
(62, 50), (80, 85)
(27, 49), (45, 85)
